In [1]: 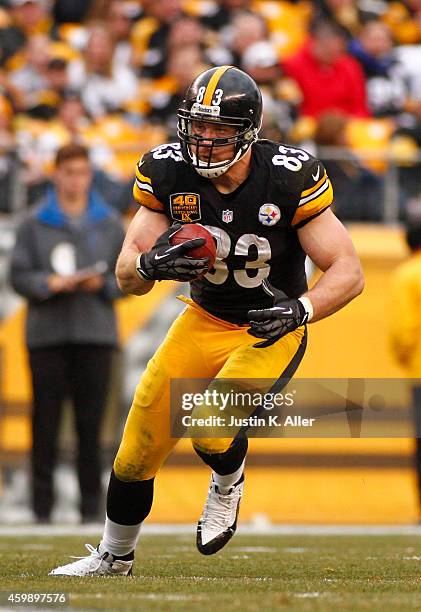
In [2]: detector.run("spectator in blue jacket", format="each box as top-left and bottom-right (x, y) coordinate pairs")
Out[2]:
(9, 143), (125, 523)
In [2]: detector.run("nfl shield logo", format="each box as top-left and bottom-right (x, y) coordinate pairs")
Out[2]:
(222, 209), (233, 223)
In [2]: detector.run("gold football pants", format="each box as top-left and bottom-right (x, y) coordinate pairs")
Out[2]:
(114, 297), (306, 481)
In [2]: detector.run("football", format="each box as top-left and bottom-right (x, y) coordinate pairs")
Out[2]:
(170, 224), (216, 269)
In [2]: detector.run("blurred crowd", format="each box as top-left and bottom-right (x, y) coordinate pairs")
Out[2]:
(2, 0), (421, 220)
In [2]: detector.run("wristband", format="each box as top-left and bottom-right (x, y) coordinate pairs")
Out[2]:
(135, 253), (151, 281)
(298, 296), (313, 322)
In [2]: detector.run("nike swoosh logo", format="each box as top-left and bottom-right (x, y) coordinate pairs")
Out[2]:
(282, 308), (293, 314)
(312, 166), (320, 182)
(154, 245), (181, 260)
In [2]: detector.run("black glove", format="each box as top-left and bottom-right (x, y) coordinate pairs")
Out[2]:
(247, 281), (309, 348)
(136, 224), (210, 282)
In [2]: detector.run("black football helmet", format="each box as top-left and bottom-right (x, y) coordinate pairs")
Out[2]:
(177, 65), (263, 178)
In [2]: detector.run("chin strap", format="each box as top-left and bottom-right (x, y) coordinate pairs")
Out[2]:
(191, 132), (257, 179)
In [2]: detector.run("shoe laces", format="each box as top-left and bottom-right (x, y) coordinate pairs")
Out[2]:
(202, 481), (242, 530)
(68, 543), (108, 574)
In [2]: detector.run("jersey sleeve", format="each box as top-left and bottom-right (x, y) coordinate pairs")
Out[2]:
(291, 160), (333, 228)
(133, 152), (166, 213)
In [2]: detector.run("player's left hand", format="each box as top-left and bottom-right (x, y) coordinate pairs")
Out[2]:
(247, 284), (309, 348)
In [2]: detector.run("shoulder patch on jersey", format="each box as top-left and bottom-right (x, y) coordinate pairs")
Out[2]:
(169, 193), (201, 222)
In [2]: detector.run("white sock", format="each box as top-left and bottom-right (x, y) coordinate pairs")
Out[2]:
(212, 459), (245, 492)
(99, 517), (142, 557)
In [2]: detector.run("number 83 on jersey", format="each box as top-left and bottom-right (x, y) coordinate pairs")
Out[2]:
(203, 225), (271, 289)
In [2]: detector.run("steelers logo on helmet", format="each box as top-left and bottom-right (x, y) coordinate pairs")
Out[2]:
(258, 204), (281, 226)
(177, 65), (263, 179)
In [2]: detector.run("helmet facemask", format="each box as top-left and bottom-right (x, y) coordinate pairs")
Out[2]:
(178, 106), (259, 179)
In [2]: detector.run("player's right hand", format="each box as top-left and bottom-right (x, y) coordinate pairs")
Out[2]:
(135, 224), (210, 282)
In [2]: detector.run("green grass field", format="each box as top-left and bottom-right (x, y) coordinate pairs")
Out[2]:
(1, 534), (421, 611)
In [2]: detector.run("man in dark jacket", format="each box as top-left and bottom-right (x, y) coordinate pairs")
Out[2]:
(10, 143), (125, 523)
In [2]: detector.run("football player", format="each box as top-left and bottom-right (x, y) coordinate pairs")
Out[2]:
(50, 66), (364, 576)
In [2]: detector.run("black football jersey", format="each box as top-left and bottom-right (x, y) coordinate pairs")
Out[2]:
(133, 139), (333, 324)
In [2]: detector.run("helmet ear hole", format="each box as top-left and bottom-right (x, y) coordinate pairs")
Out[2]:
(177, 66), (262, 177)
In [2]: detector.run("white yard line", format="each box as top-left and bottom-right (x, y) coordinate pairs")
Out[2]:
(1, 524), (421, 536)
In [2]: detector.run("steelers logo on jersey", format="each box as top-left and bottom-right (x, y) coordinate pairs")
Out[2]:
(258, 204), (281, 226)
